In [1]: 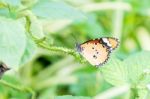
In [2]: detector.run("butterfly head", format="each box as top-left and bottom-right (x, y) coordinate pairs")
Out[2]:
(75, 43), (82, 52)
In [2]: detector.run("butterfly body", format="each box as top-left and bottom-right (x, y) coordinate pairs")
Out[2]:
(0, 62), (10, 78)
(77, 37), (119, 66)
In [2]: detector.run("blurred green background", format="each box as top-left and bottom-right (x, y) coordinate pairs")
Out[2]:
(0, 0), (150, 99)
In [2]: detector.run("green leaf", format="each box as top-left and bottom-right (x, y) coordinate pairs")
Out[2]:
(55, 95), (92, 99)
(0, 17), (26, 68)
(137, 89), (149, 99)
(70, 72), (102, 96)
(100, 51), (150, 86)
(32, 1), (86, 20)
(20, 35), (37, 65)
(100, 58), (128, 86)
(26, 11), (45, 39)
(124, 51), (150, 84)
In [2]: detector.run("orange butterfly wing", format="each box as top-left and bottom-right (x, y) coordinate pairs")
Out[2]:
(78, 39), (109, 66)
(107, 38), (119, 50)
(77, 37), (119, 66)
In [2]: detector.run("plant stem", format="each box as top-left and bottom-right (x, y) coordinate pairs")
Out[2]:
(34, 75), (77, 90)
(129, 87), (139, 99)
(80, 2), (131, 12)
(0, 80), (36, 99)
(38, 42), (78, 57)
(0, 80), (22, 91)
(25, 87), (36, 99)
(35, 56), (74, 81)
(94, 84), (129, 99)
(24, 12), (84, 63)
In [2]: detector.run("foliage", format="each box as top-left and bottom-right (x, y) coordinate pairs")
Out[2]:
(0, 0), (150, 99)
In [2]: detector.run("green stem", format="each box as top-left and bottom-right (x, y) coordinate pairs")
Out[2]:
(94, 85), (129, 99)
(35, 56), (75, 81)
(24, 13), (85, 66)
(25, 14), (81, 59)
(38, 42), (78, 57)
(34, 75), (77, 90)
(129, 87), (139, 99)
(38, 42), (87, 64)
(25, 87), (36, 99)
(0, 80), (22, 91)
(0, 80), (36, 99)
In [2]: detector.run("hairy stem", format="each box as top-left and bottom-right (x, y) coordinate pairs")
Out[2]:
(37, 42), (79, 58)
(24, 14), (82, 61)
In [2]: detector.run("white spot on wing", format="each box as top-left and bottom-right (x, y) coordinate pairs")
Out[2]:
(102, 38), (112, 47)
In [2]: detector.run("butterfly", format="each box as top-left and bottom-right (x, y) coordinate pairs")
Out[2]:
(0, 62), (10, 78)
(76, 37), (119, 67)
